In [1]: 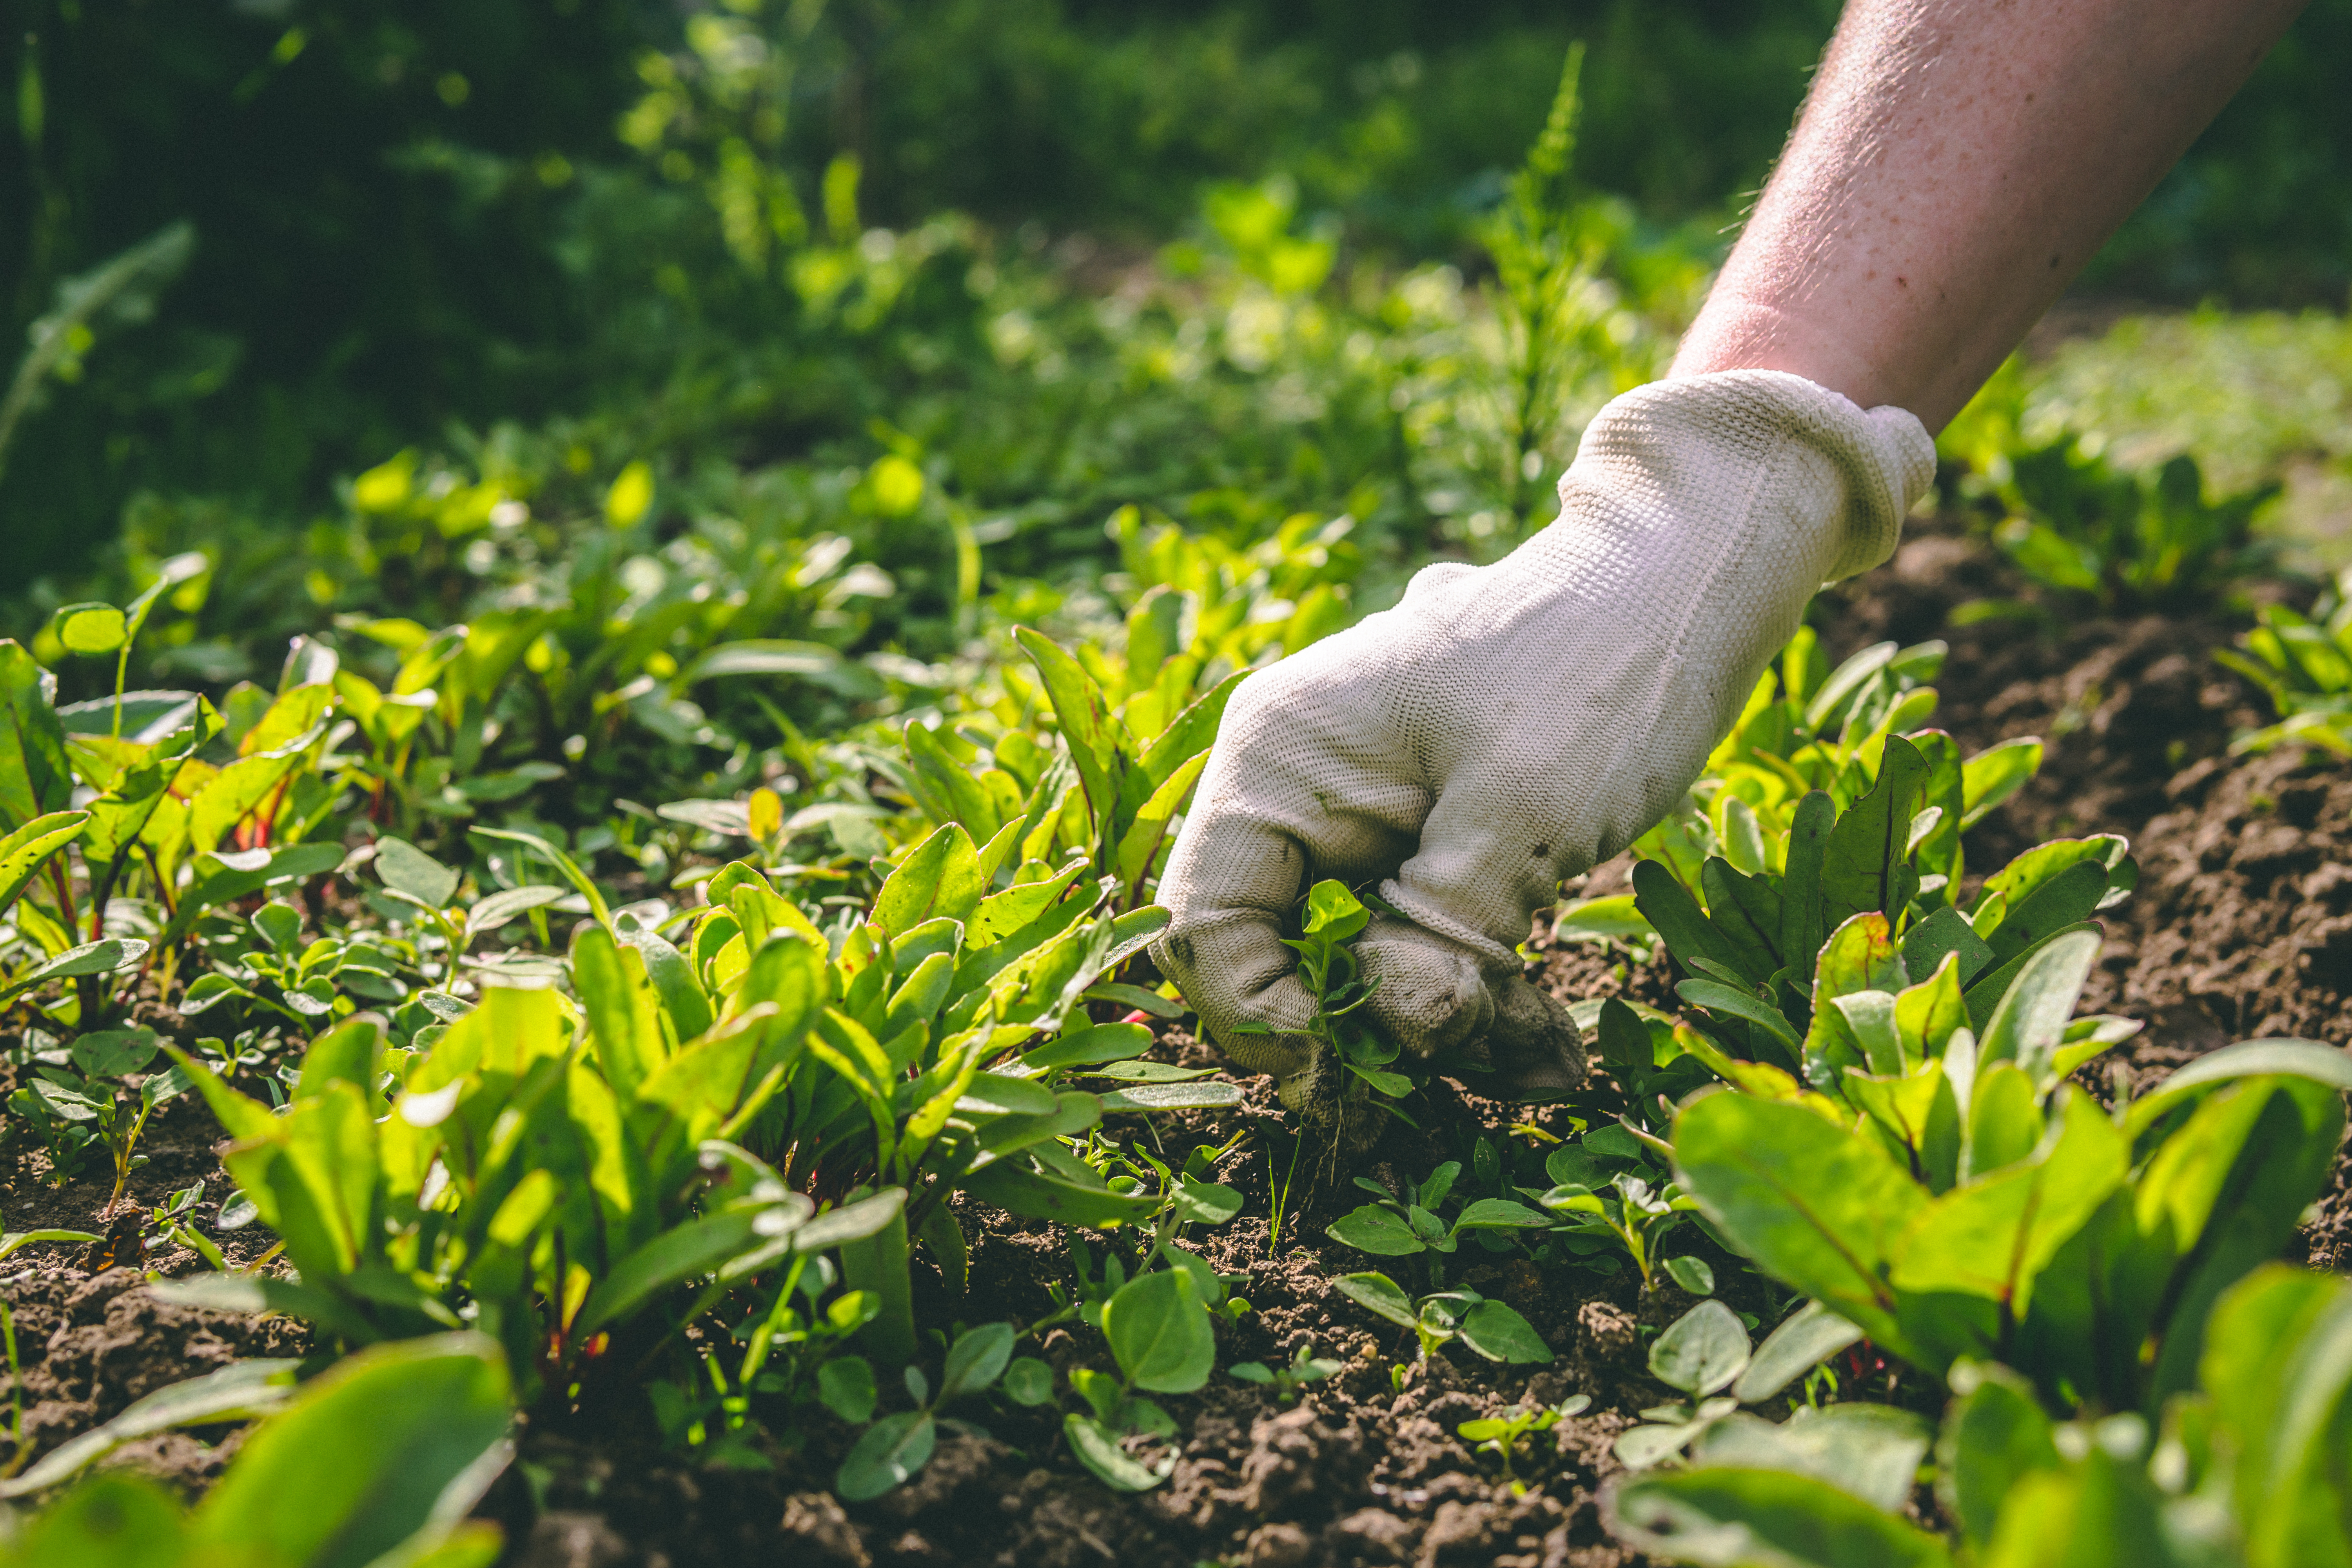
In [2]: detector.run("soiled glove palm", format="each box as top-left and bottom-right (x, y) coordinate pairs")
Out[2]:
(1152, 370), (1935, 1126)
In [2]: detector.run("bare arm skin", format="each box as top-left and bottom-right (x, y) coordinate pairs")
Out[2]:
(1672, 0), (2309, 430)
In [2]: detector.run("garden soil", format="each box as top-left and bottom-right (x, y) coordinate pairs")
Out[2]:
(5, 522), (2350, 1566)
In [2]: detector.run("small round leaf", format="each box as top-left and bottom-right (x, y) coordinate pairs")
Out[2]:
(1001, 1357), (1055, 1407)
(1649, 1299), (1751, 1397)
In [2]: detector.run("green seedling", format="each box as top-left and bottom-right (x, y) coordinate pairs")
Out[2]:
(1057, 1263), (1225, 1493)
(1458, 1393), (1593, 1487)
(2218, 577), (2352, 759)
(1229, 1343), (1344, 1404)
(1611, 1298), (1864, 1469)
(1537, 1169), (1696, 1294)
(1325, 1158), (1553, 1267)
(5, 1025), (192, 1209)
(179, 900), (408, 1034)
(831, 1321), (1018, 1501)
(1332, 1270), (1552, 1366)
(1230, 879), (1419, 1142)
(1976, 443), (2277, 617)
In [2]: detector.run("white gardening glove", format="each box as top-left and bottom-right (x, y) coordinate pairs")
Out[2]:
(1152, 370), (1935, 1126)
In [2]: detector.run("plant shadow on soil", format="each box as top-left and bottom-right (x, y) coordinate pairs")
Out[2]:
(5, 520), (2352, 1567)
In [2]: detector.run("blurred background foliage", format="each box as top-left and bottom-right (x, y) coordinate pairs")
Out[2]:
(9, 0), (2352, 642)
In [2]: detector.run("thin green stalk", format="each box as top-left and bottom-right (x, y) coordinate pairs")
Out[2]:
(2, 1300), (22, 1480)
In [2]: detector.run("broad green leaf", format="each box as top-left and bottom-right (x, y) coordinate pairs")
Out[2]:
(2138, 1078), (2345, 1402)
(1608, 1467), (1954, 1567)
(1451, 1198), (1554, 1231)
(1134, 669), (1245, 790)
(1678, 978), (1802, 1054)
(793, 1189), (909, 1254)
(1334, 1271), (1417, 1328)
(816, 1358), (877, 1423)
(1327, 1204), (1423, 1256)
(1114, 748), (1209, 889)
(1002, 1357), (1055, 1406)
(1902, 907), (1993, 991)
(1976, 929), (2101, 1088)
(0, 642), (72, 831)
(1096, 1081), (1241, 1111)
(1962, 922), (2100, 1034)
(1935, 1361), (2060, 1545)
(1554, 893), (1655, 942)
(958, 1071), (1060, 1115)
(958, 1158), (1158, 1226)
(1457, 1300), (1552, 1363)
(188, 1333), (513, 1568)
(836, 1411), (936, 1502)
(1303, 878), (1370, 941)
(1832, 990), (1904, 1076)
(902, 719), (1002, 843)
(0, 1358), (301, 1499)
(1694, 1405), (1934, 1515)
(1960, 738), (2043, 829)
(1671, 1091), (1929, 1359)
(1634, 858), (1757, 985)
(1806, 640), (1898, 730)
(1022, 1021), (1153, 1069)
(1702, 856), (1783, 980)
(375, 836), (459, 909)
(2, 937), (149, 1001)
(0, 809), (85, 916)
(571, 926), (667, 1102)
(1665, 1256), (1717, 1295)
(1014, 627), (1121, 848)
(1893, 1087), (2127, 1330)
(1063, 1412), (1174, 1492)
(622, 926), (712, 1044)
(2, 1473), (187, 1566)
(965, 861), (1089, 947)
(1650, 1300), (1750, 1397)
(940, 1322), (1016, 1401)
(874, 823), (984, 938)
(1172, 1181), (1244, 1226)
(1778, 790), (1835, 967)
(973, 1091), (1103, 1154)
(2200, 1265), (2352, 1568)
(185, 723), (321, 855)
(1962, 1063), (2043, 1181)
(1103, 1267), (1214, 1393)
(1734, 1303), (1864, 1403)
(1983, 860), (2109, 966)
(294, 1018), (380, 1103)
(70, 1026), (158, 1080)
(1819, 735), (1929, 926)
(1846, 1060), (1960, 1193)
(2122, 1038), (2352, 1138)
(1972, 1450), (2175, 1568)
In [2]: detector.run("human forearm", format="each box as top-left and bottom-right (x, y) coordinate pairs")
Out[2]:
(1672, 0), (2307, 430)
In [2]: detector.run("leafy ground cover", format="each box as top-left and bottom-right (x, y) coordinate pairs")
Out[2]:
(4, 19), (2352, 1568)
(2, 478), (2350, 1567)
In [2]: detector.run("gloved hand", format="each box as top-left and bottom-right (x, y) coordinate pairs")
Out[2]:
(1152, 370), (1935, 1131)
